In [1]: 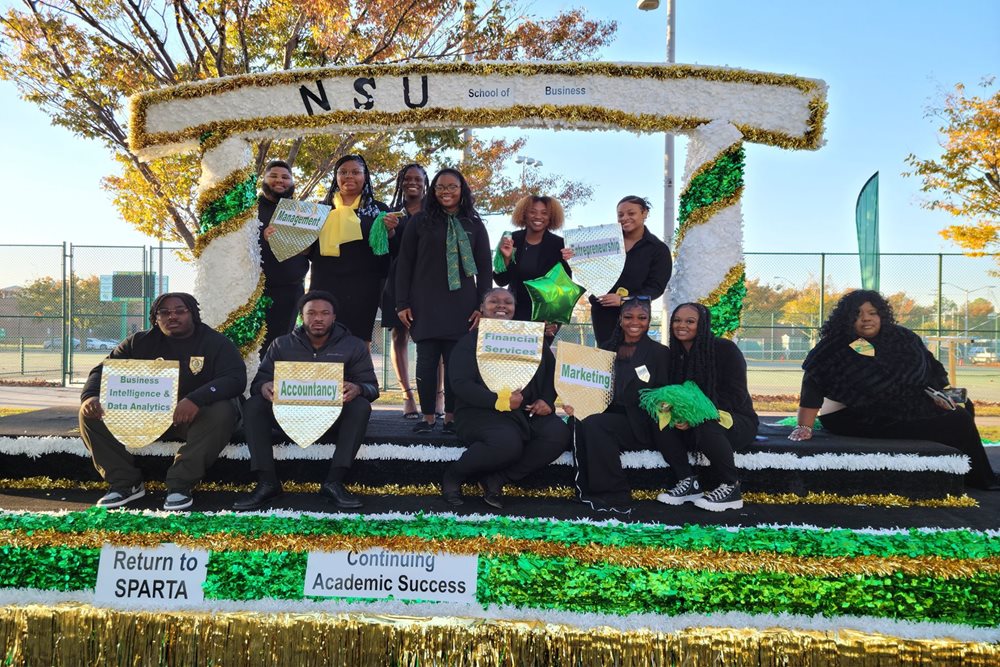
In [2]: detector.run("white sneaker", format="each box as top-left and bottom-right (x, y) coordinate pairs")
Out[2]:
(656, 476), (702, 505)
(693, 482), (743, 512)
(163, 492), (193, 511)
(96, 484), (145, 509)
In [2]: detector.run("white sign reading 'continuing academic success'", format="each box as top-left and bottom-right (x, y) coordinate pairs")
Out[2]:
(305, 548), (478, 603)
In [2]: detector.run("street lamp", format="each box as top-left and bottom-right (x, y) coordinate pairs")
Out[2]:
(942, 282), (995, 337)
(514, 155), (542, 191)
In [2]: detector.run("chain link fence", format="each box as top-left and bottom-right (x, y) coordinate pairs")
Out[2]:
(2, 246), (998, 402)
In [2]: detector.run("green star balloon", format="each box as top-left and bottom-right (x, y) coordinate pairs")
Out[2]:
(524, 263), (585, 324)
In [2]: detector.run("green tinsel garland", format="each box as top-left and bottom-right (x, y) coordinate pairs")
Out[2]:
(198, 174), (258, 232)
(1, 545), (995, 627)
(222, 296), (272, 348)
(677, 147), (745, 228)
(638, 381), (719, 427)
(0, 509), (997, 559)
(708, 272), (747, 337)
(493, 231), (514, 274)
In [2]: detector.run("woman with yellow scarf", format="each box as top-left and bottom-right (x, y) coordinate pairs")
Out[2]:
(309, 154), (388, 344)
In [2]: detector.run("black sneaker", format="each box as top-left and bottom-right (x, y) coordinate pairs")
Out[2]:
(96, 484), (145, 509)
(441, 421), (457, 435)
(413, 420), (434, 434)
(656, 476), (702, 506)
(693, 481), (743, 512)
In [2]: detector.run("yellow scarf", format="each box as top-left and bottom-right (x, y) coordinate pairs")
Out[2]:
(318, 192), (364, 256)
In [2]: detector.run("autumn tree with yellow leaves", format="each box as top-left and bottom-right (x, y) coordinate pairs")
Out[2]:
(0, 1), (615, 248)
(904, 79), (1000, 258)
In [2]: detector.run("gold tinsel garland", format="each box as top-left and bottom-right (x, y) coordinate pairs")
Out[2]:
(0, 478), (976, 508)
(192, 208), (258, 257)
(132, 105), (824, 154)
(672, 188), (744, 249)
(1, 529), (994, 580)
(701, 263), (746, 312)
(216, 274), (265, 334)
(238, 320), (268, 359)
(195, 167), (256, 216)
(2, 605), (995, 667)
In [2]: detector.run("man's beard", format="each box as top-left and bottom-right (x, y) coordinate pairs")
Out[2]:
(262, 182), (295, 201)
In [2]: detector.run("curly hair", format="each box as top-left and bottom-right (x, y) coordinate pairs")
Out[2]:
(510, 195), (565, 231)
(423, 168), (482, 226)
(321, 154), (380, 218)
(820, 290), (895, 340)
(388, 163), (429, 211)
(149, 292), (202, 327)
(667, 302), (718, 402)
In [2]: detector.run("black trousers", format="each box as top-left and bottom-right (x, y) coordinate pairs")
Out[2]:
(821, 404), (996, 489)
(575, 410), (658, 504)
(452, 412), (570, 481)
(243, 393), (372, 482)
(656, 414), (755, 488)
(590, 304), (620, 347)
(415, 338), (457, 415)
(80, 399), (238, 493)
(262, 283), (304, 354)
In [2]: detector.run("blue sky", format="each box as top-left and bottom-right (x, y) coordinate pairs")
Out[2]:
(1, 0), (997, 268)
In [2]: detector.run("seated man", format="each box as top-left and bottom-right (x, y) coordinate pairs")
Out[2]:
(80, 292), (245, 511)
(443, 288), (570, 508)
(233, 290), (379, 511)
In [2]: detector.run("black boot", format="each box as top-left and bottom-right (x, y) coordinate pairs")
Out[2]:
(233, 481), (283, 511)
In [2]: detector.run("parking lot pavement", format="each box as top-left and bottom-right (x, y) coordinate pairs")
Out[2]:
(0, 385), (80, 409)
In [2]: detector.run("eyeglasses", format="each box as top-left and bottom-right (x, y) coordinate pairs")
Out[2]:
(621, 295), (652, 303)
(337, 169), (364, 177)
(155, 307), (189, 318)
(434, 184), (461, 193)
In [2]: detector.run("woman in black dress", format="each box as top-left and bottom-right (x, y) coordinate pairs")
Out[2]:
(494, 195), (570, 326)
(565, 296), (671, 513)
(654, 302), (757, 511)
(309, 154), (388, 344)
(380, 164), (432, 418)
(395, 168), (492, 434)
(568, 196), (671, 346)
(790, 290), (998, 489)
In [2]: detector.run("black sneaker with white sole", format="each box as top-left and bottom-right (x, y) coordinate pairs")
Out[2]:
(96, 484), (145, 509)
(163, 492), (194, 511)
(656, 476), (702, 505)
(693, 481), (743, 512)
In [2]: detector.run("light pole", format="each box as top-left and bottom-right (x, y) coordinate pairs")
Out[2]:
(514, 155), (542, 192)
(942, 283), (994, 337)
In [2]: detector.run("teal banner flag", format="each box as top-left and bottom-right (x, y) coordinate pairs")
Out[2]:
(855, 172), (879, 291)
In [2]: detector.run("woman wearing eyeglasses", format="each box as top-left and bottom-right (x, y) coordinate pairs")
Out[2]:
(395, 168), (493, 434)
(563, 295), (671, 513)
(566, 196), (671, 346)
(494, 195), (570, 325)
(309, 154), (388, 345)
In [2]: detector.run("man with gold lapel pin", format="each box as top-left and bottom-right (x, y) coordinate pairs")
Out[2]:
(80, 293), (246, 511)
(233, 290), (379, 511)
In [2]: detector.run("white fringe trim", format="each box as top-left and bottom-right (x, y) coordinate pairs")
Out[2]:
(0, 437), (970, 474)
(194, 216), (261, 328)
(198, 136), (253, 192)
(0, 588), (994, 643)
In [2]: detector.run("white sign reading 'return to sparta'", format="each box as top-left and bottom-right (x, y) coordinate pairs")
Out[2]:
(304, 548), (478, 603)
(95, 544), (208, 606)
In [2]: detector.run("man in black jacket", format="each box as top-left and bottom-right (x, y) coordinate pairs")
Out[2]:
(233, 290), (379, 511)
(258, 160), (309, 354)
(80, 293), (246, 511)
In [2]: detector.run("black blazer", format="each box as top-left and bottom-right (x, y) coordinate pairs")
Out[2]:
(493, 229), (570, 321)
(602, 334), (671, 445)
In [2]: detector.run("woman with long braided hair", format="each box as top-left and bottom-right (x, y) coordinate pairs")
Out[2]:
(655, 302), (757, 511)
(309, 154), (388, 344)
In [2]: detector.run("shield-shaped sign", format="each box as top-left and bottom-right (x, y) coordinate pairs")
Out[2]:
(272, 361), (343, 448)
(476, 319), (545, 406)
(267, 199), (332, 262)
(100, 359), (179, 448)
(563, 223), (627, 297)
(554, 342), (615, 420)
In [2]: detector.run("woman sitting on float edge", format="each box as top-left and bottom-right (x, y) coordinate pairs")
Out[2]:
(494, 195), (570, 324)
(444, 288), (570, 508)
(565, 296), (671, 513)
(655, 302), (757, 512)
(789, 289), (998, 490)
